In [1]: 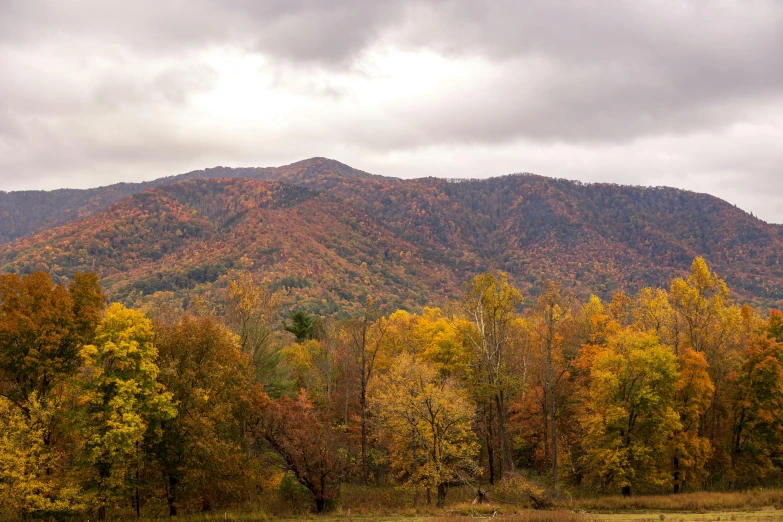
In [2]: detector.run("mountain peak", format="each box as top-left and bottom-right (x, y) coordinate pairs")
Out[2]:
(275, 157), (378, 181)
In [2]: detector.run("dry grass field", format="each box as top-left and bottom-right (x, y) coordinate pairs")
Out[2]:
(14, 488), (783, 522)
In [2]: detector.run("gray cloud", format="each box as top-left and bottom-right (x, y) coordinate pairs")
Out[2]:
(0, 0), (782, 222)
(0, 0), (409, 62)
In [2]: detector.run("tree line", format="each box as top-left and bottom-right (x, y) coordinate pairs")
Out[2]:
(2, 258), (783, 518)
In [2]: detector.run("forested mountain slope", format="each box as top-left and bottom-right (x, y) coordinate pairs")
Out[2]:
(0, 158), (379, 244)
(0, 178), (451, 314)
(2, 158), (782, 311)
(289, 172), (783, 306)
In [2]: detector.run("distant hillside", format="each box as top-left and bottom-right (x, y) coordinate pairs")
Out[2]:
(2, 158), (782, 311)
(0, 178), (451, 314)
(0, 158), (379, 245)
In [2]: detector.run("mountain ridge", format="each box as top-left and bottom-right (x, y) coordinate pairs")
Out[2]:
(0, 158), (379, 245)
(2, 159), (782, 312)
(1, 177), (452, 314)
(2, 158), (781, 247)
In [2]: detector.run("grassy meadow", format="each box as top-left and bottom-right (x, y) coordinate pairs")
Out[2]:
(57, 487), (783, 522)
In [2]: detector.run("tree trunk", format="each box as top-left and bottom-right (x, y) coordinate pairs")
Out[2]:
(622, 485), (631, 497)
(437, 483), (447, 507)
(134, 444), (141, 517)
(326, 357), (333, 425)
(542, 387), (548, 471)
(166, 475), (178, 517)
(486, 433), (495, 485)
(412, 429), (419, 507)
(673, 453), (681, 494)
(360, 337), (369, 485)
(98, 460), (110, 521)
(485, 403), (496, 485)
(315, 497), (326, 513)
(361, 386), (368, 485)
(547, 342), (558, 488)
(495, 391), (514, 478)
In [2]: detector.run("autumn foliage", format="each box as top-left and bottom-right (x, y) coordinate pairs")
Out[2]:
(250, 389), (352, 513)
(3, 256), (783, 518)
(4, 158), (783, 319)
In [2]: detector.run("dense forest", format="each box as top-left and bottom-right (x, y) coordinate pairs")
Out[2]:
(2, 158), (783, 313)
(3, 258), (783, 519)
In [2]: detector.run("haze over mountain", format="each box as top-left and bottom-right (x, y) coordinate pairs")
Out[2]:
(2, 158), (782, 313)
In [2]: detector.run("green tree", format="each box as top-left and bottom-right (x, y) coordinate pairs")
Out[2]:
(284, 310), (318, 341)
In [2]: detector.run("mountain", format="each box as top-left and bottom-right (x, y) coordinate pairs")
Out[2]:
(0, 177), (452, 314)
(2, 158), (783, 312)
(0, 158), (379, 245)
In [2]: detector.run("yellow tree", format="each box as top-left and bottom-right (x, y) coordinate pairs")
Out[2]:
(380, 308), (467, 378)
(527, 280), (575, 488)
(581, 329), (680, 496)
(769, 310), (783, 342)
(669, 258), (731, 354)
(225, 272), (283, 390)
(0, 393), (82, 517)
(669, 257), (742, 476)
(630, 285), (714, 492)
(281, 335), (338, 419)
(371, 354), (479, 506)
(78, 304), (176, 519)
(632, 287), (686, 352)
(414, 308), (468, 377)
(461, 271), (523, 483)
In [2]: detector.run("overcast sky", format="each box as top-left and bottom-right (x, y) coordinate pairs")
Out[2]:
(1, 0), (782, 222)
